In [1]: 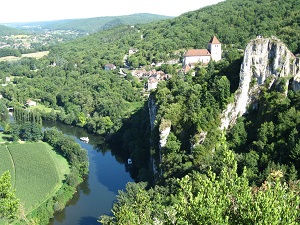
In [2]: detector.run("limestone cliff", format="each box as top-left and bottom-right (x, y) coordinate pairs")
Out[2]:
(148, 96), (171, 175)
(221, 37), (300, 129)
(148, 95), (157, 131)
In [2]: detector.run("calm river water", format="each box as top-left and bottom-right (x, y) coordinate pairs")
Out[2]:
(44, 121), (133, 225)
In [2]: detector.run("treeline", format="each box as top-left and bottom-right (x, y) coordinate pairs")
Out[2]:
(0, 25), (25, 36)
(0, 48), (21, 58)
(44, 128), (89, 185)
(3, 107), (43, 142)
(42, 13), (171, 33)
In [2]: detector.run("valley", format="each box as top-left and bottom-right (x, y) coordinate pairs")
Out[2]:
(0, 0), (300, 224)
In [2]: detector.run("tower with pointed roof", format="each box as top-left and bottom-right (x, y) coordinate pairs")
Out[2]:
(207, 36), (222, 62)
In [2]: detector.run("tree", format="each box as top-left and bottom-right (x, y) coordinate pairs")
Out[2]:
(100, 146), (300, 224)
(10, 123), (20, 142)
(0, 171), (20, 222)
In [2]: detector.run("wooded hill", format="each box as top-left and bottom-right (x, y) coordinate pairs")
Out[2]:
(0, 24), (26, 35)
(7, 13), (172, 34)
(44, 0), (300, 70)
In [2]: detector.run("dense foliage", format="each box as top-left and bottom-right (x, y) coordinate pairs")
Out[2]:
(100, 148), (300, 224)
(123, 0), (300, 67)
(0, 48), (22, 57)
(98, 0), (300, 222)
(226, 87), (300, 184)
(0, 171), (20, 222)
(44, 128), (89, 181)
(0, 46), (144, 135)
(1, 0), (300, 223)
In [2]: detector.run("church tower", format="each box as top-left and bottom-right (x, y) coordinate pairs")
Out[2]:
(207, 36), (222, 62)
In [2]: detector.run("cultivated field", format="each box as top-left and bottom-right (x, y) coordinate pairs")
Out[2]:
(0, 142), (69, 213)
(0, 51), (49, 62)
(0, 146), (15, 186)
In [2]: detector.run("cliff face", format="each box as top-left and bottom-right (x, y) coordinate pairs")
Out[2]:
(148, 96), (171, 150)
(148, 96), (171, 175)
(148, 95), (157, 131)
(221, 37), (300, 129)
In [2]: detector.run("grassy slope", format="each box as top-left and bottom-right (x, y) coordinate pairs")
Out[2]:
(0, 146), (15, 186)
(0, 142), (69, 213)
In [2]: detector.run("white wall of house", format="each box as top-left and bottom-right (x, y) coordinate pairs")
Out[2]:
(148, 81), (158, 90)
(184, 55), (211, 66)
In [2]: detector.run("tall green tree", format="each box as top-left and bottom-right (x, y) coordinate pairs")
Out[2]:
(0, 171), (20, 222)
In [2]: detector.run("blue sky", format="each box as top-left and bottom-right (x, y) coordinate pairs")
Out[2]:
(0, 0), (224, 23)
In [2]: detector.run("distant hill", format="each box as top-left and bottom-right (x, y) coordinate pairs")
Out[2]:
(49, 0), (300, 68)
(0, 24), (27, 35)
(7, 13), (172, 34)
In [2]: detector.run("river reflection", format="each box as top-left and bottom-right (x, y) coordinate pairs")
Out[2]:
(45, 121), (133, 225)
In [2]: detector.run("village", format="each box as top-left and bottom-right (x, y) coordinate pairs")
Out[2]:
(104, 36), (222, 91)
(0, 35), (222, 108)
(0, 29), (82, 51)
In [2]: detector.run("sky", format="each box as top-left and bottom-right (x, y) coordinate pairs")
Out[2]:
(0, 0), (224, 23)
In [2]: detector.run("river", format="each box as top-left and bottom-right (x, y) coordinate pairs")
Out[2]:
(44, 121), (134, 225)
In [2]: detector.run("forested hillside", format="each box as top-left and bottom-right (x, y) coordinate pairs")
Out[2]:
(10, 13), (172, 33)
(125, 0), (300, 66)
(1, 0), (300, 223)
(0, 25), (26, 35)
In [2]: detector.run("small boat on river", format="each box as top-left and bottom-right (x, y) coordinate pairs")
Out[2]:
(80, 137), (89, 142)
(127, 158), (132, 165)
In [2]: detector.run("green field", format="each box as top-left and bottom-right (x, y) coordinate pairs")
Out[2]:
(0, 146), (15, 186)
(0, 142), (69, 214)
(0, 51), (49, 62)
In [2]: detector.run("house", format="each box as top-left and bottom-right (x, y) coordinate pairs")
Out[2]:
(147, 76), (159, 91)
(183, 36), (222, 67)
(104, 64), (116, 71)
(26, 100), (37, 107)
(133, 69), (147, 78)
(183, 49), (211, 66)
(129, 48), (138, 55)
(182, 64), (192, 74)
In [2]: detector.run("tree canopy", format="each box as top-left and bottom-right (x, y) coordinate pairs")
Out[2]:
(0, 171), (20, 222)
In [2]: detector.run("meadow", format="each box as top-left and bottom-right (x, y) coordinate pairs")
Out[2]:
(0, 142), (69, 214)
(0, 145), (15, 186)
(0, 51), (49, 62)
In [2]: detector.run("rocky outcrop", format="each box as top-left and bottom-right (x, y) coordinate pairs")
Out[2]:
(148, 95), (157, 130)
(221, 37), (300, 129)
(190, 131), (208, 150)
(293, 58), (300, 91)
(159, 119), (171, 149)
(148, 96), (171, 175)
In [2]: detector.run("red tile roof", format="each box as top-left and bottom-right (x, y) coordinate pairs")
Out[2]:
(184, 49), (211, 57)
(209, 36), (221, 44)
